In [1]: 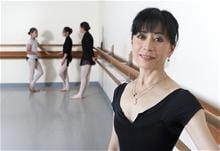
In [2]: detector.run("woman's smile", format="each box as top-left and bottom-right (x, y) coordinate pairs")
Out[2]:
(138, 53), (156, 62)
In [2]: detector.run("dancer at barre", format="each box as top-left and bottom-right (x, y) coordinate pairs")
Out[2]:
(71, 22), (96, 99)
(26, 27), (51, 92)
(58, 27), (73, 91)
(108, 8), (218, 151)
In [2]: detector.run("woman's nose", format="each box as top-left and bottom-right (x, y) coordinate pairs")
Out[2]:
(143, 38), (153, 51)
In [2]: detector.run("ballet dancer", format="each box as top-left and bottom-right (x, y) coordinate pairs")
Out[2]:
(58, 27), (73, 91)
(71, 22), (96, 99)
(26, 27), (51, 92)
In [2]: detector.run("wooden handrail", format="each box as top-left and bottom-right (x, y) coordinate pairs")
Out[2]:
(0, 44), (81, 47)
(96, 60), (121, 85)
(200, 100), (220, 116)
(0, 51), (80, 59)
(0, 44), (99, 59)
(95, 47), (220, 145)
(94, 47), (139, 80)
(0, 50), (98, 59)
(176, 140), (191, 151)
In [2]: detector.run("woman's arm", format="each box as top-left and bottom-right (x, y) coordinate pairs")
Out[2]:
(37, 42), (50, 55)
(26, 44), (38, 55)
(185, 109), (219, 150)
(56, 51), (63, 56)
(108, 116), (120, 151)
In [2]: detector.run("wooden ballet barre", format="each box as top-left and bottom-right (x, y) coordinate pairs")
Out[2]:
(175, 140), (191, 151)
(95, 47), (220, 145)
(200, 100), (220, 116)
(0, 50), (99, 59)
(0, 44), (82, 47)
(96, 60), (121, 85)
(94, 47), (139, 80)
(0, 44), (99, 59)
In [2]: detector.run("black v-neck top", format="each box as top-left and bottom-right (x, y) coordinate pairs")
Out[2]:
(112, 83), (203, 151)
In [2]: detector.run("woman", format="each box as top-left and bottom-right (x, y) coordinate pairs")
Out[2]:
(71, 22), (95, 99)
(58, 27), (73, 91)
(26, 27), (50, 92)
(108, 8), (218, 151)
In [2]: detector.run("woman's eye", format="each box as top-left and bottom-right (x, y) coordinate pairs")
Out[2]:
(154, 37), (164, 42)
(137, 34), (146, 40)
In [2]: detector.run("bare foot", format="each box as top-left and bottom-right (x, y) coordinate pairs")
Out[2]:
(28, 85), (40, 92)
(32, 88), (40, 92)
(70, 94), (84, 99)
(60, 87), (69, 92)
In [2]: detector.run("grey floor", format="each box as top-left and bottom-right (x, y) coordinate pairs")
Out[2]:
(1, 83), (113, 151)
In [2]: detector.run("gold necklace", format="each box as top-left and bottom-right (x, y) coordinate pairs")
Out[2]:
(131, 75), (167, 105)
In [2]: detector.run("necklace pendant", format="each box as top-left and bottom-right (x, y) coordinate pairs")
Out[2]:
(133, 99), (137, 105)
(133, 92), (137, 97)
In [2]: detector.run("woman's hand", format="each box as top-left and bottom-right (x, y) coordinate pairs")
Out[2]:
(61, 54), (67, 65)
(61, 59), (65, 66)
(45, 51), (51, 55)
(57, 51), (63, 56)
(38, 43), (51, 56)
(92, 57), (97, 62)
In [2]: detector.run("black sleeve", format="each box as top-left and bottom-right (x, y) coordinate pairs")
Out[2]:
(63, 38), (72, 54)
(112, 85), (121, 112)
(172, 90), (203, 127)
(111, 83), (127, 112)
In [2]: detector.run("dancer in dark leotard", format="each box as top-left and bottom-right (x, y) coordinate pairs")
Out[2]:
(59, 27), (73, 91)
(71, 22), (95, 99)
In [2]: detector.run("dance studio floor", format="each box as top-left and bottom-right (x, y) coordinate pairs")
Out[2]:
(1, 83), (113, 151)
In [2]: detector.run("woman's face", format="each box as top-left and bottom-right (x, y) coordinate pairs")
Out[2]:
(63, 31), (68, 37)
(31, 30), (38, 38)
(80, 27), (85, 33)
(132, 28), (175, 70)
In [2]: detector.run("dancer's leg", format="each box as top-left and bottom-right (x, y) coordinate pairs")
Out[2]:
(64, 67), (69, 90)
(59, 59), (68, 91)
(71, 64), (91, 99)
(28, 59), (36, 91)
(86, 67), (91, 87)
(31, 60), (44, 90)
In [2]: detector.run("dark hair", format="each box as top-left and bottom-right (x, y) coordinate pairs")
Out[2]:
(63, 27), (72, 35)
(80, 22), (90, 31)
(28, 27), (38, 35)
(131, 8), (179, 45)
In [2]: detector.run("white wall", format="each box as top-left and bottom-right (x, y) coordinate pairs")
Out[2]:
(1, 1), (101, 45)
(0, 1), (102, 83)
